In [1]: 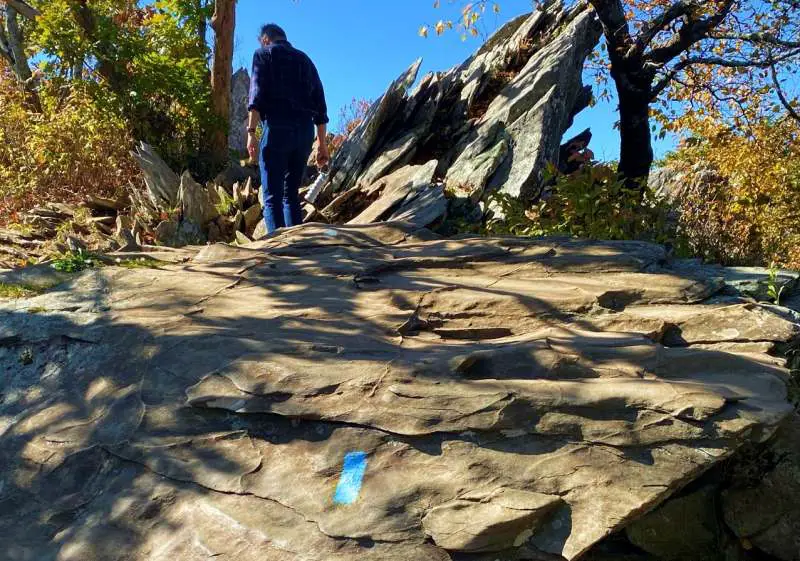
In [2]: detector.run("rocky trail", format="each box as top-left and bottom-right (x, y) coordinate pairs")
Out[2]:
(2, 2), (800, 560)
(2, 222), (799, 561)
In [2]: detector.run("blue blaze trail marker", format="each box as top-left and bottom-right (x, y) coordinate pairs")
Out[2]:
(333, 451), (368, 505)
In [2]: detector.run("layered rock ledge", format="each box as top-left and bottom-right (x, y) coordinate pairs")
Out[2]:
(1, 223), (798, 560)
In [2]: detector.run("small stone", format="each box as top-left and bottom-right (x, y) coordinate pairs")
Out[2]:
(65, 236), (87, 254)
(115, 215), (133, 237)
(233, 210), (244, 234)
(252, 220), (267, 240)
(243, 204), (263, 233)
(154, 220), (178, 245)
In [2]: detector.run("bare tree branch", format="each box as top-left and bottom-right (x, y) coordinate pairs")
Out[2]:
(647, 0), (736, 64)
(3, 0), (38, 20)
(770, 59), (800, 123)
(651, 48), (800, 97)
(635, 1), (693, 54)
(711, 32), (800, 49)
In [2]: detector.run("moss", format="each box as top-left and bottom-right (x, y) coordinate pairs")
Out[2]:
(27, 307), (49, 314)
(115, 257), (164, 270)
(0, 282), (41, 299)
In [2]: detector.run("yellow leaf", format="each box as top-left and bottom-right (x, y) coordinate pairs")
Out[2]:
(435, 20), (445, 35)
(419, 25), (429, 38)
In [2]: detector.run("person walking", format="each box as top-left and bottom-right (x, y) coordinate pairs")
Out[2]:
(247, 23), (330, 234)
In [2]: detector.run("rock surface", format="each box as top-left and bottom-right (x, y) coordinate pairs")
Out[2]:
(1, 223), (797, 561)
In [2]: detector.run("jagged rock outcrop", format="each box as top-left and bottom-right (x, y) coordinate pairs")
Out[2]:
(1, 223), (798, 561)
(229, 68), (251, 156)
(125, 1), (600, 246)
(313, 1), (602, 229)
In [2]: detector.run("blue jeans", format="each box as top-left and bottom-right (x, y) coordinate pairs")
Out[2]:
(259, 118), (315, 233)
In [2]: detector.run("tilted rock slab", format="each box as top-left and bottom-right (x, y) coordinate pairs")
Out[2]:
(1, 223), (797, 561)
(316, 1), (602, 227)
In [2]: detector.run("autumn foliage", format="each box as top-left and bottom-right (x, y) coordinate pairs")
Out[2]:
(667, 117), (800, 269)
(0, 65), (138, 224)
(329, 97), (372, 155)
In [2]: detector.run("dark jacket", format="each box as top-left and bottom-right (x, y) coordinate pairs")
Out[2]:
(248, 40), (329, 125)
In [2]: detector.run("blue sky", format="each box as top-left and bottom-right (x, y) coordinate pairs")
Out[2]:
(233, 0), (677, 161)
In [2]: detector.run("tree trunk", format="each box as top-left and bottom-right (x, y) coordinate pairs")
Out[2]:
(209, 0), (235, 170)
(72, 57), (84, 80)
(615, 80), (654, 188)
(5, 6), (29, 80)
(4, 6), (41, 111)
(70, 1), (125, 92)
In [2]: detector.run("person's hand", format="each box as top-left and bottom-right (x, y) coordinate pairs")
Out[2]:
(316, 141), (330, 169)
(247, 132), (258, 162)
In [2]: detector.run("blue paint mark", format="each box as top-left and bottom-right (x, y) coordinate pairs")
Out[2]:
(333, 451), (368, 505)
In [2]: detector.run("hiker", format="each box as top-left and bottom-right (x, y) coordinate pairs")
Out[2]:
(247, 23), (330, 234)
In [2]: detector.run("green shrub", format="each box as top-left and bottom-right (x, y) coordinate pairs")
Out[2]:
(51, 250), (95, 273)
(486, 164), (678, 245)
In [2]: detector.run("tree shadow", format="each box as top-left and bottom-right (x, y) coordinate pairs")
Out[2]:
(0, 222), (795, 560)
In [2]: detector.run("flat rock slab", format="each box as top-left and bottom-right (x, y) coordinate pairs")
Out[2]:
(1, 223), (797, 561)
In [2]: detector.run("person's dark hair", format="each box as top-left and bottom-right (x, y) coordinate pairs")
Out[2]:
(260, 23), (287, 42)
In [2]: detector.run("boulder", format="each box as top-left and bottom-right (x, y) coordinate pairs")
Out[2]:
(235, 231), (252, 245)
(207, 221), (223, 244)
(243, 203), (263, 233)
(2, 224), (796, 561)
(232, 209), (245, 234)
(178, 171), (218, 227)
(154, 217), (206, 247)
(131, 142), (180, 209)
(723, 414), (800, 561)
(358, 130), (421, 187)
(348, 161), (439, 225)
(85, 193), (128, 212)
(153, 219), (178, 245)
(252, 219), (268, 240)
(445, 122), (510, 201)
(478, 6), (601, 200)
(626, 486), (722, 561)
(215, 160), (258, 191)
